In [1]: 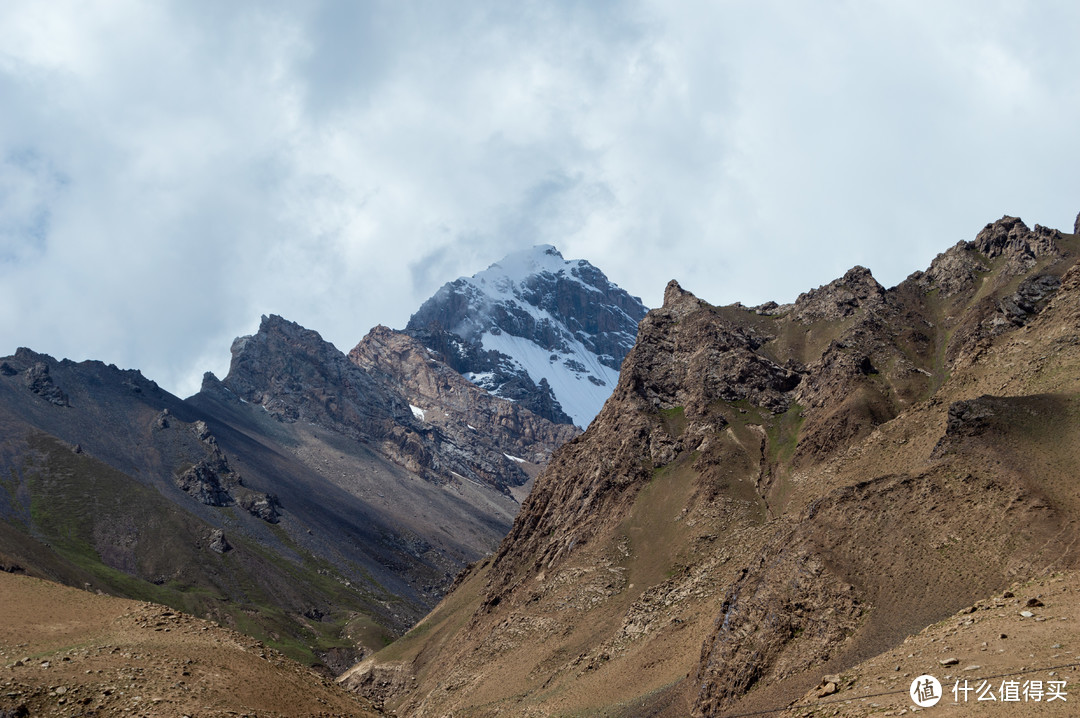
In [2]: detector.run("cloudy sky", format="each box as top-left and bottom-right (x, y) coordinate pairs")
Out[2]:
(1, 1), (1077, 397)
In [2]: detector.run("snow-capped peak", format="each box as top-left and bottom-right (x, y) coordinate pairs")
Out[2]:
(475, 244), (565, 282)
(405, 245), (649, 429)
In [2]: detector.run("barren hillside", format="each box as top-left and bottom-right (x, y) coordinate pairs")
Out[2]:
(341, 214), (1080, 717)
(0, 571), (381, 717)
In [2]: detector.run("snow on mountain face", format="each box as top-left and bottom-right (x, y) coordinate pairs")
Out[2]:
(405, 245), (648, 428)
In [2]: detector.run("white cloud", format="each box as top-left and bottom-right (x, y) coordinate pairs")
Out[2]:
(1, 0), (1078, 396)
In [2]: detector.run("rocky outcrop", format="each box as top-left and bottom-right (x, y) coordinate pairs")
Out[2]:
(207, 529), (231, 553)
(913, 216), (1062, 300)
(237, 491), (281, 523)
(792, 266), (886, 323)
(24, 361), (69, 407)
(175, 456), (235, 507)
(916, 241), (988, 297)
(221, 314), (409, 440)
(635, 285), (799, 415)
(944, 395), (998, 437)
(973, 215), (1060, 263)
(661, 279), (706, 319)
(337, 659), (416, 712)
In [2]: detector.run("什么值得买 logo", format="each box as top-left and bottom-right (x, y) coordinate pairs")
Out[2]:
(910, 675), (942, 707)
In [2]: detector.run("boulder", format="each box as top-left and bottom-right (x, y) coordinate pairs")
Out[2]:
(208, 529), (231, 554)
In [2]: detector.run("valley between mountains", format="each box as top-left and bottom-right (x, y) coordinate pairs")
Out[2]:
(6, 216), (1080, 717)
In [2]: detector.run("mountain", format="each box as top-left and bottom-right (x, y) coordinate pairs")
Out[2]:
(0, 312), (575, 674)
(405, 244), (649, 428)
(341, 214), (1080, 717)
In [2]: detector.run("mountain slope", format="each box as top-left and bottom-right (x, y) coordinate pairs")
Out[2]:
(405, 245), (648, 428)
(0, 571), (382, 717)
(0, 313), (576, 673)
(0, 347), (427, 670)
(341, 214), (1080, 717)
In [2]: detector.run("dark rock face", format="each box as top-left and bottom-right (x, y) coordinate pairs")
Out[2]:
(24, 361), (69, 407)
(997, 274), (1061, 326)
(222, 314), (407, 440)
(217, 316), (442, 482)
(404, 245), (648, 427)
(945, 396), (997, 437)
(237, 492), (281, 523)
(175, 457), (234, 507)
(517, 260), (646, 368)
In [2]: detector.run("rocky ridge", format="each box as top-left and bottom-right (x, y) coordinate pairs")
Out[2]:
(342, 214), (1080, 717)
(215, 314), (410, 448)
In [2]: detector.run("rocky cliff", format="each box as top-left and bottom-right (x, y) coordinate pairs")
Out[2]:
(342, 214), (1080, 717)
(348, 325), (580, 495)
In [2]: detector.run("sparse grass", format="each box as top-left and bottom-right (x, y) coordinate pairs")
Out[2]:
(620, 452), (699, 594)
(376, 560), (491, 665)
(658, 406), (686, 437)
(765, 403), (804, 467)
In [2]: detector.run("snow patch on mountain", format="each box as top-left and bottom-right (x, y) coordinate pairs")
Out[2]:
(480, 327), (619, 427)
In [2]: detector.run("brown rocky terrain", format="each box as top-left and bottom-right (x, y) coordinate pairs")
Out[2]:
(341, 214), (1080, 716)
(778, 570), (1080, 717)
(348, 325), (580, 499)
(0, 571), (381, 717)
